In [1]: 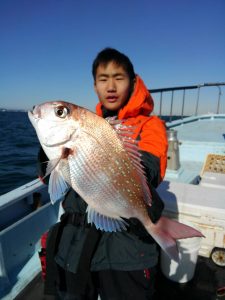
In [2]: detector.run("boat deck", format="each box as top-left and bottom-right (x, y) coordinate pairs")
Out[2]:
(15, 257), (225, 300)
(165, 114), (225, 184)
(167, 115), (225, 143)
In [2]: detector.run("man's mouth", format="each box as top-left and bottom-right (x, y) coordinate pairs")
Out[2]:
(106, 96), (118, 103)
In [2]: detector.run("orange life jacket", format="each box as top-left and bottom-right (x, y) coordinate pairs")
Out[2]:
(96, 75), (168, 181)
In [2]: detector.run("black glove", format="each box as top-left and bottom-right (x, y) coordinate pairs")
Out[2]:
(140, 150), (165, 223)
(127, 218), (155, 243)
(147, 183), (164, 223)
(126, 184), (164, 242)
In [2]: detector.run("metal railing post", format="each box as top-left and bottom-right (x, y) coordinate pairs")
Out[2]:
(159, 92), (163, 118)
(217, 86), (222, 114)
(169, 90), (174, 122)
(195, 86), (201, 116)
(181, 89), (185, 119)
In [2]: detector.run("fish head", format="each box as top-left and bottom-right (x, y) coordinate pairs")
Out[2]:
(28, 100), (81, 159)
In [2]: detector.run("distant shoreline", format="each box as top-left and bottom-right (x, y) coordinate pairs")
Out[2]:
(0, 108), (27, 112)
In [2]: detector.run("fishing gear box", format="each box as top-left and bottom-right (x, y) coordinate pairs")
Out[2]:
(157, 180), (225, 263)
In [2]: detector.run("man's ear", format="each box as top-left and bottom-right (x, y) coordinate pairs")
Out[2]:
(130, 77), (136, 94)
(94, 81), (97, 93)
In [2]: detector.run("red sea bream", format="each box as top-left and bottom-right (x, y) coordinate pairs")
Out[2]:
(28, 100), (204, 260)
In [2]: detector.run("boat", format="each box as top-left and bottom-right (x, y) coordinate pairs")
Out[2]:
(0, 82), (225, 300)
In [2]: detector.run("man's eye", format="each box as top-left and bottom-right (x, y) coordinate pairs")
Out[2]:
(54, 106), (69, 118)
(116, 77), (123, 80)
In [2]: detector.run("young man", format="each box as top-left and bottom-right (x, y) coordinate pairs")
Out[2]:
(41, 48), (168, 299)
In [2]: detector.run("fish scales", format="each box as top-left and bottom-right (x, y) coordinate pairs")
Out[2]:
(68, 147), (120, 214)
(74, 110), (144, 204)
(67, 121), (144, 219)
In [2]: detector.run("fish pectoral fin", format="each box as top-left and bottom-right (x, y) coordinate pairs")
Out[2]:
(48, 169), (70, 204)
(45, 157), (61, 177)
(86, 206), (128, 232)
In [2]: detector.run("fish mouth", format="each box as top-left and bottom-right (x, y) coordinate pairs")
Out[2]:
(28, 107), (40, 127)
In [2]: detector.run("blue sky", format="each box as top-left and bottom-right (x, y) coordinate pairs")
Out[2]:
(0, 0), (225, 115)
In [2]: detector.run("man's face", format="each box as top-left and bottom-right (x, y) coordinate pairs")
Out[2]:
(94, 61), (133, 111)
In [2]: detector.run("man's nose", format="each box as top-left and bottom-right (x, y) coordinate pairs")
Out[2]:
(107, 79), (116, 91)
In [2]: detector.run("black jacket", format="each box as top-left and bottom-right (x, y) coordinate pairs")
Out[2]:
(38, 146), (164, 274)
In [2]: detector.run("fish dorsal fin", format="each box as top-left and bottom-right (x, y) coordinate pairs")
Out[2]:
(107, 117), (152, 206)
(86, 206), (128, 232)
(48, 168), (70, 204)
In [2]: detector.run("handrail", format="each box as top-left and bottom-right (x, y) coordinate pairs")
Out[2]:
(149, 82), (225, 121)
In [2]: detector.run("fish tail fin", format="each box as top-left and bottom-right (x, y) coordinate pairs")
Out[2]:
(145, 216), (204, 261)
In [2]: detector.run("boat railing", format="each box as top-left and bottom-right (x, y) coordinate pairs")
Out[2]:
(149, 82), (225, 122)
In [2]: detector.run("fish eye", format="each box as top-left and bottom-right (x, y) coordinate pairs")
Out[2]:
(54, 106), (69, 118)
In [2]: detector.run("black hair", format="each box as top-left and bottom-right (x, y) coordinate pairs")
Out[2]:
(92, 48), (135, 81)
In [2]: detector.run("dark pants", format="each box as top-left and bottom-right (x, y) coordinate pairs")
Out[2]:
(55, 267), (156, 300)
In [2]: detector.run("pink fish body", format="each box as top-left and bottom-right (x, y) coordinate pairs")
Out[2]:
(28, 100), (204, 260)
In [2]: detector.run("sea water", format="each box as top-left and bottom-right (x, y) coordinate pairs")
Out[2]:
(0, 111), (40, 196)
